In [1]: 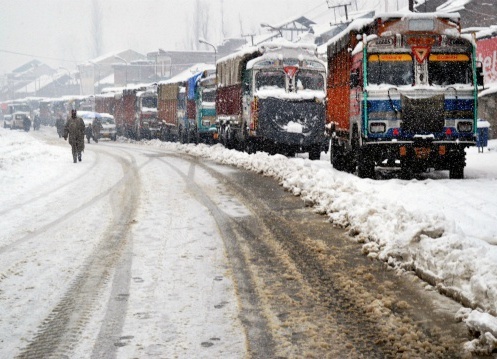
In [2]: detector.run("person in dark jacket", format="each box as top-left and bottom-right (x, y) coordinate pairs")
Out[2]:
(63, 110), (85, 163)
(55, 116), (65, 138)
(92, 118), (103, 143)
(85, 124), (93, 143)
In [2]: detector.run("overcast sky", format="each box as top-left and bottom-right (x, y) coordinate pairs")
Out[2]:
(0, 0), (408, 75)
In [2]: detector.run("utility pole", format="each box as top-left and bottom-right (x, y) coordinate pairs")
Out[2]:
(241, 33), (256, 46)
(409, 0), (414, 11)
(326, 1), (351, 23)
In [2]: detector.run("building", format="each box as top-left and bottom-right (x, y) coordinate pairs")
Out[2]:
(78, 49), (145, 95)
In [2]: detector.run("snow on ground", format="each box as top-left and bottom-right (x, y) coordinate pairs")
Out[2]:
(1, 125), (497, 354)
(141, 137), (497, 353)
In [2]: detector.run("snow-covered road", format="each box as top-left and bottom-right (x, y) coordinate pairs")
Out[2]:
(0, 127), (246, 358)
(1, 125), (497, 356)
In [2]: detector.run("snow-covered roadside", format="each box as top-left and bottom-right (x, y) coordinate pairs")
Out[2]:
(138, 137), (497, 354)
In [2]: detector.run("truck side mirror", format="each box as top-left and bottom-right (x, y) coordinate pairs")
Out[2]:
(350, 72), (359, 88)
(477, 62), (484, 88)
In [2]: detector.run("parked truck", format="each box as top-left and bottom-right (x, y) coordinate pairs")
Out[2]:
(216, 39), (327, 159)
(157, 77), (186, 142)
(157, 64), (215, 143)
(327, 13), (483, 179)
(188, 67), (218, 144)
(114, 85), (159, 140)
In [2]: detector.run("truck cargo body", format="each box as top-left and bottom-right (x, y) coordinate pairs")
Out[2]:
(328, 13), (482, 179)
(216, 42), (327, 159)
(114, 87), (158, 140)
(157, 82), (185, 142)
(195, 69), (218, 143)
(95, 93), (118, 116)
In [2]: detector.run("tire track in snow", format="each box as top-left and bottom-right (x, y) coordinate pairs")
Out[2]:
(15, 149), (143, 359)
(158, 155), (276, 359)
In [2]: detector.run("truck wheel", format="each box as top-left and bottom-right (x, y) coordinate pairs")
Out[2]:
(400, 163), (413, 180)
(308, 145), (321, 160)
(449, 151), (465, 179)
(245, 139), (256, 154)
(357, 150), (375, 179)
(330, 143), (346, 171)
(449, 164), (464, 179)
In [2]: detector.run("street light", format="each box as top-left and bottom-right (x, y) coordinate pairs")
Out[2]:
(198, 39), (217, 65)
(114, 55), (128, 87)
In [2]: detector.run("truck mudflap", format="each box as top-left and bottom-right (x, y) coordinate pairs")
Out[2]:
(257, 98), (325, 147)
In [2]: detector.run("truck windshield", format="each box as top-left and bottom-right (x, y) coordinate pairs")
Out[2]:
(142, 97), (157, 108)
(255, 71), (285, 91)
(368, 54), (413, 86)
(296, 71), (324, 91)
(202, 88), (216, 102)
(428, 54), (472, 85)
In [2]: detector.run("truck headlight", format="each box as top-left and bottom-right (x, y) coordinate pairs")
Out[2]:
(370, 122), (386, 133)
(457, 121), (472, 133)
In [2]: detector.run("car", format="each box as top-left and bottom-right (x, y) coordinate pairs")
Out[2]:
(11, 111), (31, 131)
(3, 114), (12, 129)
(99, 113), (117, 141)
(77, 110), (94, 127)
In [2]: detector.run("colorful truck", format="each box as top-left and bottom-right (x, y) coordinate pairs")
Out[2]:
(193, 67), (217, 143)
(216, 39), (327, 159)
(114, 85), (158, 140)
(157, 64), (215, 143)
(327, 13), (483, 179)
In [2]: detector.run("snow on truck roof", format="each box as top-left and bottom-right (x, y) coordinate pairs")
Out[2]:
(319, 11), (463, 55)
(159, 63), (214, 85)
(374, 11), (460, 22)
(217, 37), (318, 65)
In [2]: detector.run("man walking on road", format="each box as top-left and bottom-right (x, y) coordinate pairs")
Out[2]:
(64, 109), (85, 163)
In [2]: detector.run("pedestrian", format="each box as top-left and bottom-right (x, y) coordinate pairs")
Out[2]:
(63, 109), (85, 163)
(92, 117), (103, 143)
(85, 124), (93, 144)
(55, 115), (65, 138)
(33, 114), (41, 130)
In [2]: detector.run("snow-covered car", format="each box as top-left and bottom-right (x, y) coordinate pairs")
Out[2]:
(99, 113), (117, 141)
(77, 110), (94, 127)
(11, 112), (31, 131)
(3, 114), (12, 129)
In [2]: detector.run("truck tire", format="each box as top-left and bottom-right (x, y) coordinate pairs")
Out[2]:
(308, 144), (321, 160)
(449, 163), (464, 179)
(400, 162), (413, 180)
(357, 150), (375, 179)
(448, 151), (465, 179)
(330, 142), (346, 171)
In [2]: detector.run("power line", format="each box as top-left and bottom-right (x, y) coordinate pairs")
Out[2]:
(0, 49), (82, 64)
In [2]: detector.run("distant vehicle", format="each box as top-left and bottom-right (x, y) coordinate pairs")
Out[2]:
(195, 68), (218, 144)
(114, 85), (159, 140)
(78, 111), (96, 127)
(99, 113), (117, 141)
(157, 64), (214, 143)
(11, 112), (31, 131)
(3, 114), (12, 129)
